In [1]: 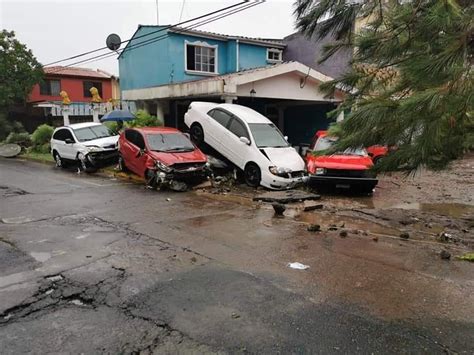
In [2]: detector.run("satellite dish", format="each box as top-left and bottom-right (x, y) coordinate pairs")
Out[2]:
(106, 34), (121, 51)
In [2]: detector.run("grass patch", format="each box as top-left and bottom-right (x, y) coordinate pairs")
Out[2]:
(20, 150), (54, 164)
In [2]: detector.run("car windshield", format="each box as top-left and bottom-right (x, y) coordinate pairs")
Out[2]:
(314, 136), (367, 156)
(73, 125), (113, 142)
(146, 133), (195, 152)
(248, 123), (289, 148)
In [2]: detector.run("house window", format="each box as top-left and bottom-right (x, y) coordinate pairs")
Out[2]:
(39, 79), (61, 96)
(186, 42), (217, 74)
(83, 81), (103, 98)
(267, 48), (282, 63)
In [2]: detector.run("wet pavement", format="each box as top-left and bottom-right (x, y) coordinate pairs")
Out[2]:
(0, 157), (473, 354)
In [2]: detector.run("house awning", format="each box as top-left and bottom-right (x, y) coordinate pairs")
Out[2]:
(122, 61), (344, 103)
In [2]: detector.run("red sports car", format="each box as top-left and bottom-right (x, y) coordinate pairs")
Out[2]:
(118, 127), (209, 188)
(306, 130), (378, 193)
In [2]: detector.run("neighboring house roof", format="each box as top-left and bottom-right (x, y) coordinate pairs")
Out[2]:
(122, 61), (341, 102)
(43, 66), (114, 79)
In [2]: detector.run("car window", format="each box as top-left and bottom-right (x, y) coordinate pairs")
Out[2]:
(228, 117), (249, 140)
(313, 136), (336, 151)
(146, 133), (195, 152)
(208, 109), (232, 128)
(124, 129), (136, 144)
(248, 123), (288, 148)
(134, 132), (146, 150)
(63, 129), (75, 142)
(53, 129), (66, 141)
(73, 125), (112, 142)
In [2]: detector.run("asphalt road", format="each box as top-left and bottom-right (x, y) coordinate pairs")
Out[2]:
(0, 158), (473, 354)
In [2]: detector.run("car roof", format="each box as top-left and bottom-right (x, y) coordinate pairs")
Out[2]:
(218, 104), (271, 124)
(128, 126), (182, 134)
(62, 122), (103, 130)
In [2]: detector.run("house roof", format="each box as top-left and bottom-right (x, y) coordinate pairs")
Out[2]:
(44, 66), (114, 79)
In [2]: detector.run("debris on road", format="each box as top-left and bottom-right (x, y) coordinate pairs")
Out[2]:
(287, 262), (310, 270)
(253, 190), (320, 204)
(440, 250), (451, 260)
(328, 225), (338, 231)
(307, 224), (321, 232)
(438, 232), (459, 243)
(400, 232), (410, 240)
(457, 253), (474, 262)
(272, 203), (286, 216)
(303, 201), (323, 211)
(169, 180), (188, 192)
(231, 312), (240, 319)
(339, 230), (348, 238)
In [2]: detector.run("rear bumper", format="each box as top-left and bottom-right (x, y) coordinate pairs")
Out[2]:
(308, 175), (378, 189)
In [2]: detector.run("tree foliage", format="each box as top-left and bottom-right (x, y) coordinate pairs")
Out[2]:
(295, 0), (474, 171)
(0, 30), (43, 110)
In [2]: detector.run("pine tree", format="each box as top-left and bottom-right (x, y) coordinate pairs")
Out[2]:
(295, 0), (473, 172)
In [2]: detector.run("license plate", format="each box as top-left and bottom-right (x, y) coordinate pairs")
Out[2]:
(336, 184), (350, 189)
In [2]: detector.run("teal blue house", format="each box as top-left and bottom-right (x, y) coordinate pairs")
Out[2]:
(119, 26), (345, 146)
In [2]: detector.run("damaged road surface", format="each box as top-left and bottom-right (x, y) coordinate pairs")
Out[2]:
(1, 158), (473, 353)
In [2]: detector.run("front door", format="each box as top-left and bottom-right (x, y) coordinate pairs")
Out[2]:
(221, 116), (252, 169)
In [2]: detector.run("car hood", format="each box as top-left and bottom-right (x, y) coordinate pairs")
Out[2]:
(307, 154), (373, 170)
(84, 135), (119, 149)
(261, 147), (305, 171)
(148, 149), (207, 166)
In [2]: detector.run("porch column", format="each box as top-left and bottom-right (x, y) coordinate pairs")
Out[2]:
(156, 100), (165, 125)
(336, 105), (344, 122)
(92, 104), (100, 123)
(221, 96), (237, 104)
(62, 106), (70, 126)
(277, 107), (285, 132)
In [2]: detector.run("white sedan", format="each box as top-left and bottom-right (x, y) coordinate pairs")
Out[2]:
(184, 102), (307, 189)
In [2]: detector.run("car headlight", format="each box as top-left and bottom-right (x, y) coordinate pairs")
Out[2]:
(155, 160), (173, 173)
(269, 166), (292, 176)
(315, 167), (326, 175)
(86, 145), (101, 153)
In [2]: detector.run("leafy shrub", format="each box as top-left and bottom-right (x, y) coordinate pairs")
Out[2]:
(0, 115), (12, 141)
(5, 132), (31, 146)
(31, 124), (54, 146)
(103, 121), (119, 134)
(127, 109), (163, 128)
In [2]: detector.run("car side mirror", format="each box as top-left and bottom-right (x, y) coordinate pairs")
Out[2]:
(284, 136), (288, 141)
(239, 137), (250, 145)
(183, 133), (191, 139)
(65, 138), (74, 144)
(136, 148), (145, 157)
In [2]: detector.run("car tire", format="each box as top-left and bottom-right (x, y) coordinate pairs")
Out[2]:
(190, 123), (205, 147)
(145, 169), (158, 189)
(244, 162), (261, 188)
(78, 153), (97, 173)
(53, 151), (67, 168)
(373, 156), (383, 165)
(118, 154), (128, 172)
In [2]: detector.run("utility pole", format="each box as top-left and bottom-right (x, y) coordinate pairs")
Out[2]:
(155, 0), (159, 25)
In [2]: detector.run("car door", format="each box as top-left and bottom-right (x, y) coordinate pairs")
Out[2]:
(221, 116), (252, 168)
(205, 109), (233, 156)
(62, 129), (79, 160)
(121, 129), (141, 175)
(132, 131), (149, 177)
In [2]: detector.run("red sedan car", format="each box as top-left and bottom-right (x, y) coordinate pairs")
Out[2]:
(306, 130), (378, 193)
(118, 127), (209, 188)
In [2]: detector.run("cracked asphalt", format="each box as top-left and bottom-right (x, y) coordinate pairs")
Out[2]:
(0, 158), (473, 354)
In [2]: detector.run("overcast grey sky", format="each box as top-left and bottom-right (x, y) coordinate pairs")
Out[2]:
(1, 0), (296, 75)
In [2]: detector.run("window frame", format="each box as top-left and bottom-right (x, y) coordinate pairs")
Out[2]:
(266, 48), (282, 63)
(39, 79), (61, 96)
(207, 108), (233, 128)
(184, 40), (219, 76)
(83, 81), (103, 98)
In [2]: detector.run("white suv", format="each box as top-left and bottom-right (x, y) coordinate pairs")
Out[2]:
(51, 122), (119, 172)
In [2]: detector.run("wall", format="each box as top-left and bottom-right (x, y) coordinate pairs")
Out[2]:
(283, 30), (352, 79)
(29, 76), (112, 103)
(237, 43), (269, 71)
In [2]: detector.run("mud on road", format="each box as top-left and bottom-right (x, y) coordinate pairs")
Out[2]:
(0, 154), (473, 353)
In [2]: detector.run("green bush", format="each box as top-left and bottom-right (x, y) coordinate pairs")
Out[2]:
(31, 124), (54, 146)
(127, 109), (163, 128)
(5, 132), (31, 146)
(103, 121), (119, 135)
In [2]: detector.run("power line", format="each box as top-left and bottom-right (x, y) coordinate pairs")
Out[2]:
(46, 1), (262, 73)
(43, 1), (247, 67)
(179, 0), (186, 22)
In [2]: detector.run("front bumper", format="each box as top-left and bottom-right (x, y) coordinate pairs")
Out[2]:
(86, 149), (118, 167)
(155, 166), (211, 183)
(308, 175), (378, 189)
(262, 172), (309, 190)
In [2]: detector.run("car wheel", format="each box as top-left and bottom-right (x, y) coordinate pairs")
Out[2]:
(53, 151), (66, 168)
(145, 169), (158, 189)
(118, 154), (128, 172)
(78, 153), (97, 173)
(373, 156), (383, 165)
(190, 123), (204, 146)
(244, 163), (261, 188)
